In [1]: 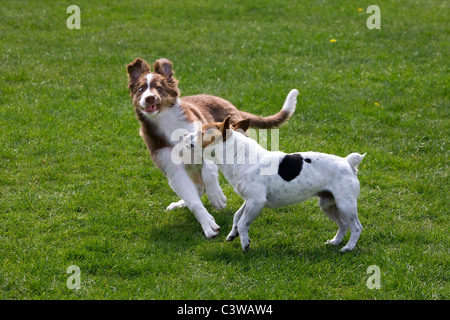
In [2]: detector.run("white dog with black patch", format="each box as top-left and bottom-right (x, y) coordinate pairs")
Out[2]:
(184, 116), (366, 252)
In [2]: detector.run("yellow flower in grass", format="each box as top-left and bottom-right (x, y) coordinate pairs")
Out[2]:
(358, 8), (363, 12)
(330, 38), (337, 43)
(374, 102), (380, 106)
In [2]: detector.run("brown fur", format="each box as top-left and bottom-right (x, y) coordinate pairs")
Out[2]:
(135, 110), (169, 161)
(199, 116), (251, 148)
(126, 57), (293, 160)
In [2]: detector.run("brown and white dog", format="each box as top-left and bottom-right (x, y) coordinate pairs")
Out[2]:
(126, 57), (299, 238)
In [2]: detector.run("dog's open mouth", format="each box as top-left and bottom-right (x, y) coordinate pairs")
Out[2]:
(143, 105), (159, 113)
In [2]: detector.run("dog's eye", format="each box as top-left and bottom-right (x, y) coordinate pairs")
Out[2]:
(138, 86), (144, 92)
(157, 87), (163, 93)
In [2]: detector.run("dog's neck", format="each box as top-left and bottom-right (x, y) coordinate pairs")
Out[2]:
(141, 98), (197, 145)
(208, 130), (268, 184)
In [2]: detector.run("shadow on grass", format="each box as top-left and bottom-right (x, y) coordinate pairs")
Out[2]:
(146, 205), (362, 265)
(144, 205), (231, 248)
(199, 241), (350, 264)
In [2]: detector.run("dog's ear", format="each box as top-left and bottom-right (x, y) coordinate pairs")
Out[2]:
(232, 119), (251, 133)
(127, 58), (150, 88)
(220, 116), (232, 141)
(153, 58), (174, 79)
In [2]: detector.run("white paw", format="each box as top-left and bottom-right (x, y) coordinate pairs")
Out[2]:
(208, 189), (227, 211)
(240, 236), (251, 251)
(202, 218), (220, 239)
(325, 239), (340, 246)
(340, 245), (353, 253)
(226, 228), (238, 241)
(166, 199), (186, 211)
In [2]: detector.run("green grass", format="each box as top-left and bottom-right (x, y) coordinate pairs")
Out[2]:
(0, 0), (448, 299)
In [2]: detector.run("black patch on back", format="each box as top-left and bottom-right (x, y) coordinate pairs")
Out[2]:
(305, 158), (312, 163)
(278, 153), (304, 181)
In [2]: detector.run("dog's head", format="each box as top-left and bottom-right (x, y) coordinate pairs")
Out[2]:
(186, 116), (251, 150)
(127, 58), (180, 116)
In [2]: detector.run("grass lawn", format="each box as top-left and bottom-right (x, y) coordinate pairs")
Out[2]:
(0, 0), (448, 299)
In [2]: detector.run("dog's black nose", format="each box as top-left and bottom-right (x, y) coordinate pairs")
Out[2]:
(145, 95), (155, 104)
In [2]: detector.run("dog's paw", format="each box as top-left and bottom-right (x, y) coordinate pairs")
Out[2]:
(240, 237), (251, 251)
(325, 239), (341, 246)
(339, 245), (354, 253)
(208, 190), (227, 211)
(202, 219), (220, 239)
(226, 228), (239, 241)
(166, 199), (186, 211)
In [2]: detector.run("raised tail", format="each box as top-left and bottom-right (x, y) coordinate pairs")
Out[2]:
(239, 89), (299, 129)
(346, 152), (366, 175)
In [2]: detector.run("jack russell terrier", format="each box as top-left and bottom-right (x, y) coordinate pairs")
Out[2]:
(127, 57), (299, 238)
(184, 116), (365, 252)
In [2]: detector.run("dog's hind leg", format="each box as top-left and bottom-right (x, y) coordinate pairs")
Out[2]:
(318, 192), (349, 246)
(334, 197), (362, 252)
(226, 201), (246, 241)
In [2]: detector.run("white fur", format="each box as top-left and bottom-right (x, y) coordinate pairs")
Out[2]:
(145, 90), (297, 239)
(191, 129), (365, 252)
(143, 100), (226, 238)
(201, 159), (227, 210)
(140, 74), (155, 110)
(151, 98), (196, 144)
(166, 199), (186, 210)
(281, 89), (299, 115)
(153, 148), (221, 238)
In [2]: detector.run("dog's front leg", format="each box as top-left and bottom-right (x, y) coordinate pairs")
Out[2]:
(202, 159), (227, 210)
(238, 199), (266, 251)
(156, 149), (220, 239)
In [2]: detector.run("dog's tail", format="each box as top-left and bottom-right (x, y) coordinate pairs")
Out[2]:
(346, 153), (366, 175)
(239, 89), (299, 129)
